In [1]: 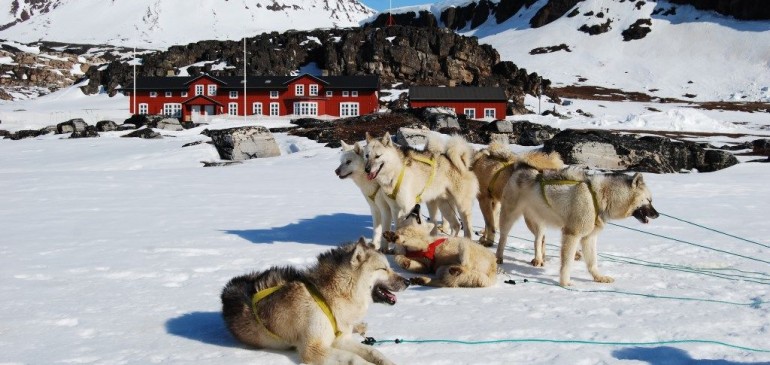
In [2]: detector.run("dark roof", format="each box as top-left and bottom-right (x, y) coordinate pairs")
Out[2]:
(134, 74), (379, 90)
(409, 86), (507, 101)
(181, 94), (223, 106)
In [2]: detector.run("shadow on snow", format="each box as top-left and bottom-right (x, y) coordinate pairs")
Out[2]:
(224, 213), (373, 246)
(613, 346), (770, 365)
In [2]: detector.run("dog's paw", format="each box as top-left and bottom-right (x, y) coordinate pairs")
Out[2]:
(410, 276), (431, 286)
(530, 258), (545, 267)
(382, 231), (398, 243)
(496, 257), (504, 265)
(574, 251), (583, 261)
(478, 237), (495, 247)
(593, 275), (615, 284)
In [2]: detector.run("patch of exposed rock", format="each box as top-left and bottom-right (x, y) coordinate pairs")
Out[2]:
(202, 126), (281, 160)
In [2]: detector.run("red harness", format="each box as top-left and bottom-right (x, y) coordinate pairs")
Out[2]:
(405, 238), (447, 272)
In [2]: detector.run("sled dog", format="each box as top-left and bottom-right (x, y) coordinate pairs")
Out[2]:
(221, 238), (409, 365)
(383, 217), (497, 288)
(496, 167), (659, 286)
(336, 141), (395, 250)
(364, 132), (478, 238)
(471, 142), (564, 247)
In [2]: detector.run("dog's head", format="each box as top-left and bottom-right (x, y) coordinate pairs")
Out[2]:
(626, 173), (659, 224)
(334, 140), (365, 180)
(322, 238), (409, 305)
(363, 132), (395, 181)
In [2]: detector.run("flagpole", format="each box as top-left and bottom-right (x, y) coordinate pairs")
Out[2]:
(133, 46), (137, 115)
(243, 36), (247, 123)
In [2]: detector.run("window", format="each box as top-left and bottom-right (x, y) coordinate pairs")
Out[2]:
(342, 91), (349, 97)
(340, 102), (359, 117)
(149, 91), (158, 98)
(230, 91), (238, 99)
(181, 91), (188, 98)
(295, 84), (304, 96)
(207, 85), (217, 96)
(165, 91), (172, 97)
(484, 108), (496, 119)
(138, 103), (148, 115)
(269, 102), (280, 116)
(326, 90), (333, 97)
(228, 103), (238, 116)
(351, 91), (358, 97)
(163, 103), (182, 117)
(309, 84), (318, 96)
(252, 102), (263, 115)
(270, 90), (279, 99)
(293, 102), (318, 116)
(195, 85), (203, 96)
(464, 108), (476, 119)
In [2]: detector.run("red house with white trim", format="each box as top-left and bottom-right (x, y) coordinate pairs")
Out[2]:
(128, 74), (380, 121)
(409, 86), (507, 120)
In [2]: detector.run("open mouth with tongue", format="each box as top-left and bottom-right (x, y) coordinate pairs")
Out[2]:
(367, 163), (383, 181)
(372, 283), (397, 305)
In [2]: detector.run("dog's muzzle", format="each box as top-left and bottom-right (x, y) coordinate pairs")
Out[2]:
(632, 204), (659, 224)
(372, 275), (409, 305)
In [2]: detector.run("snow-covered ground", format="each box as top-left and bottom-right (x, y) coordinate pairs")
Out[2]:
(2, 84), (770, 364)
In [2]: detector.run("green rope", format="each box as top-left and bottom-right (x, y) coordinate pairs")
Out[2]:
(369, 337), (770, 353)
(660, 212), (770, 250)
(608, 222), (770, 265)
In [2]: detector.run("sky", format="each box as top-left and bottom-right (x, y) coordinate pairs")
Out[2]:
(363, 0), (428, 12)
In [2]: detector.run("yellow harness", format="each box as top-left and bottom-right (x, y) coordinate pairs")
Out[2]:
(538, 175), (602, 226)
(487, 161), (515, 197)
(367, 185), (380, 202)
(251, 283), (341, 341)
(386, 155), (436, 204)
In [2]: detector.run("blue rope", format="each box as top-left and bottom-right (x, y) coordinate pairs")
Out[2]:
(660, 212), (770, 250)
(369, 337), (770, 353)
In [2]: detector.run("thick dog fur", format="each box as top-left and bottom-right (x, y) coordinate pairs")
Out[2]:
(496, 166), (659, 286)
(221, 239), (409, 365)
(383, 218), (497, 288)
(471, 142), (564, 247)
(335, 141), (395, 250)
(364, 132), (479, 238)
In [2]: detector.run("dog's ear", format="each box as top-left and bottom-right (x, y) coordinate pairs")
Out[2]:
(350, 240), (369, 266)
(356, 236), (375, 249)
(631, 173), (644, 188)
(340, 140), (352, 151)
(365, 132), (374, 143)
(353, 142), (362, 154)
(381, 132), (392, 147)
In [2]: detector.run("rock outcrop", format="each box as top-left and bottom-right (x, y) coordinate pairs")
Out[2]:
(202, 126), (281, 160)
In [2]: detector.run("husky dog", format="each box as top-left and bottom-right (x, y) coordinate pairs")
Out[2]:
(364, 132), (479, 238)
(221, 238), (410, 365)
(471, 142), (564, 247)
(335, 141), (394, 250)
(496, 167), (659, 286)
(383, 217), (497, 288)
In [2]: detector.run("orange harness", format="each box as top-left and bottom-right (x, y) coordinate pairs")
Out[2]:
(405, 238), (447, 272)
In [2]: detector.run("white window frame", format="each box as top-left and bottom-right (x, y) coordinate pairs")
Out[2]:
(149, 91), (158, 98)
(269, 102), (280, 116)
(342, 91), (349, 97)
(181, 91), (188, 98)
(270, 90), (279, 99)
(295, 84), (304, 96)
(309, 84), (319, 96)
(464, 108), (476, 119)
(165, 91), (172, 97)
(293, 102), (318, 116)
(252, 102), (263, 115)
(138, 103), (148, 115)
(195, 85), (204, 96)
(484, 108), (496, 119)
(228, 102), (238, 116)
(326, 90), (333, 97)
(340, 102), (359, 117)
(207, 85), (217, 96)
(229, 90), (238, 99)
(351, 91), (358, 97)
(163, 103), (182, 117)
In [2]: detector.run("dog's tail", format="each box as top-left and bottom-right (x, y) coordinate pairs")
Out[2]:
(445, 135), (474, 171)
(486, 141), (517, 162)
(424, 133), (445, 156)
(521, 151), (565, 172)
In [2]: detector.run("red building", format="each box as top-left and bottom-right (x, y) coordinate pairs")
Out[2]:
(128, 74), (380, 121)
(409, 86), (507, 120)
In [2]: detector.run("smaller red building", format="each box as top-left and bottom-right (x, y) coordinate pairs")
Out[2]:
(128, 74), (379, 121)
(409, 86), (507, 120)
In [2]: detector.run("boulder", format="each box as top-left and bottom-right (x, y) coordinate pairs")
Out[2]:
(96, 120), (119, 132)
(753, 139), (770, 156)
(202, 126), (281, 160)
(70, 125), (100, 139)
(157, 118), (184, 131)
(420, 107), (460, 131)
(396, 126), (431, 147)
(543, 129), (739, 173)
(481, 120), (560, 146)
(118, 124), (138, 131)
(39, 125), (57, 135)
(124, 114), (150, 128)
(56, 118), (88, 134)
(8, 130), (43, 140)
(121, 128), (162, 139)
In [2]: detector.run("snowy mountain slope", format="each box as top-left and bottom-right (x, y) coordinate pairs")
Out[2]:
(0, 0), (374, 49)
